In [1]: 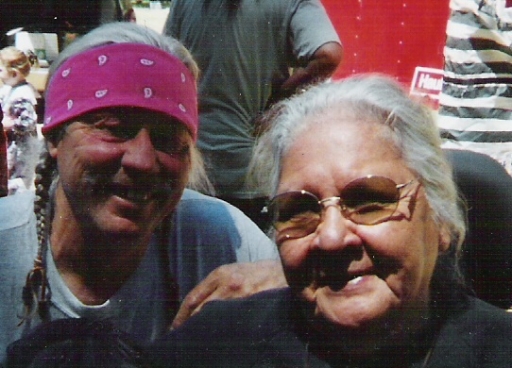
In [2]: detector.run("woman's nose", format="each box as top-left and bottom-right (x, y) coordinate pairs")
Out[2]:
(121, 128), (159, 173)
(311, 206), (362, 251)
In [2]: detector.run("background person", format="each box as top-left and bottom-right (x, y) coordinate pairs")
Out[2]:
(164, 0), (343, 229)
(123, 7), (137, 23)
(0, 46), (40, 195)
(0, 117), (7, 197)
(0, 22), (285, 365)
(150, 75), (512, 368)
(438, 0), (512, 174)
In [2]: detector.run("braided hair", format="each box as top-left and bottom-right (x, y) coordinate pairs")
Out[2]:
(19, 141), (58, 325)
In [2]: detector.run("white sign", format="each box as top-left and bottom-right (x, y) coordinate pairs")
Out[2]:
(410, 67), (444, 100)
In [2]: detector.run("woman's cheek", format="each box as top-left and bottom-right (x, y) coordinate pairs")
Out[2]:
(279, 240), (310, 270)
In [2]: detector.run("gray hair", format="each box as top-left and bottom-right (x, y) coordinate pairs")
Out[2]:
(251, 74), (465, 253)
(48, 22), (199, 80)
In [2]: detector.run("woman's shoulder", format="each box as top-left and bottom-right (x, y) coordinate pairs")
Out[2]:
(454, 297), (512, 334)
(429, 296), (512, 367)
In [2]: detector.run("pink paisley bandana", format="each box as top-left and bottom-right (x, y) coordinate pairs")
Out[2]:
(42, 43), (198, 139)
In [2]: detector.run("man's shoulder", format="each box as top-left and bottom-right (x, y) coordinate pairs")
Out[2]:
(0, 191), (38, 365)
(174, 189), (243, 233)
(180, 188), (223, 202)
(178, 189), (232, 211)
(174, 189), (268, 239)
(0, 191), (36, 231)
(173, 189), (277, 261)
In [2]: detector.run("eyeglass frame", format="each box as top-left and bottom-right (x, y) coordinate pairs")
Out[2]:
(267, 175), (419, 241)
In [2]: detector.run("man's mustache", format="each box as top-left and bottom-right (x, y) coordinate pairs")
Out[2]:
(82, 174), (176, 201)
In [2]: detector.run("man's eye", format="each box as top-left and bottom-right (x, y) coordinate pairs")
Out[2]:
(91, 119), (137, 140)
(169, 144), (190, 156)
(156, 137), (190, 156)
(105, 126), (137, 140)
(148, 129), (189, 155)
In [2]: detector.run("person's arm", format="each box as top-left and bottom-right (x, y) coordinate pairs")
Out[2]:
(171, 259), (286, 329)
(269, 0), (343, 104)
(168, 191), (286, 328)
(265, 41), (342, 108)
(279, 41), (343, 96)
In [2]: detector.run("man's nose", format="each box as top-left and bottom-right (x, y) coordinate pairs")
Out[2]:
(311, 206), (362, 251)
(121, 128), (159, 173)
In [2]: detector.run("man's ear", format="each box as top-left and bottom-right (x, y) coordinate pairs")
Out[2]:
(47, 140), (58, 158)
(439, 225), (451, 252)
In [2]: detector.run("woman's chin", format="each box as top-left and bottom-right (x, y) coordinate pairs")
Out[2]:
(301, 276), (401, 330)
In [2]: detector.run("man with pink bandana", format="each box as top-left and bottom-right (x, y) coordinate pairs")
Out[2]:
(0, 22), (284, 364)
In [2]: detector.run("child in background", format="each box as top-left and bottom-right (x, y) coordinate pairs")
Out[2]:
(123, 7), (137, 23)
(0, 46), (41, 195)
(0, 112), (7, 197)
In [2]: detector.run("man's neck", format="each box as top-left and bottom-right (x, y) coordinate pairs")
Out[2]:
(50, 187), (150, 305)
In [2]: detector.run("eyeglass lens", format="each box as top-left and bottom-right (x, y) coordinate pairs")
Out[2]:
(270, 176), (405, 240)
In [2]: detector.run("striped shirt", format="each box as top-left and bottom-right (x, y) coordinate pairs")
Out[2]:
(438, 0), (512, 173)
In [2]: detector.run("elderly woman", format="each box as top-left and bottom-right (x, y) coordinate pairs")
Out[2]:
(149, 75), (512, 368)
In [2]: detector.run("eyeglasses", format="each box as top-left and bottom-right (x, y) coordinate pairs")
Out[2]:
(268, 175), (417, 240)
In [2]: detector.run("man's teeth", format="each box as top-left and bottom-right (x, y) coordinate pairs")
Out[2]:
(124, 188), (150, 201)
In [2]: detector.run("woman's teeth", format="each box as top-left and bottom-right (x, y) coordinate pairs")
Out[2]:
(348, 276), (363, 285)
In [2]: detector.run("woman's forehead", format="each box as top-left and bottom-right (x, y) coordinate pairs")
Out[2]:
(281, 119), (405, 181)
